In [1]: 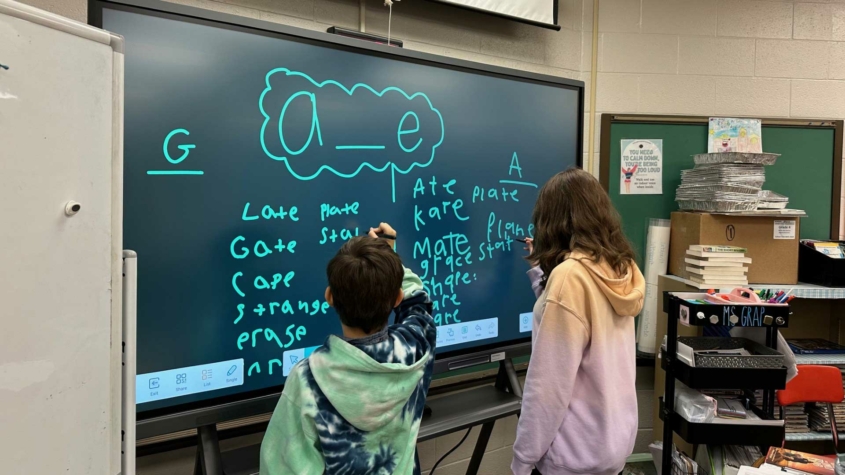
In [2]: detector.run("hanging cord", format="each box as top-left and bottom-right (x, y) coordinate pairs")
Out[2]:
(429, 428), (471, 475)
(384, 0), (400, 46)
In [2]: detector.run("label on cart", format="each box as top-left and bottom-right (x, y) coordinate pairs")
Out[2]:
(679, 305), (691, 326)
(773, 220), (796, 239)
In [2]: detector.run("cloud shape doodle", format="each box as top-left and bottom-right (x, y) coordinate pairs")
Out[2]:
(259, 68), (445, 199)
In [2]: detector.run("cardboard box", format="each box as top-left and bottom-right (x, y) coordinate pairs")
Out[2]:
(669, 212), (799, 285)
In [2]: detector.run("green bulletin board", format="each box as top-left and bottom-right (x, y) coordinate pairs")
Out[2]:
(600, 115), (842, 268)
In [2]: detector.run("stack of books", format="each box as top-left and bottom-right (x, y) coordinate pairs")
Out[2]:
(762, 447), (836, 475)
(717, 397), (747, 419)
(808, 402), (845, 432)
(781, 404), (810, 434)
(788, 339), (845, 355)
(685, 245), (751, 287)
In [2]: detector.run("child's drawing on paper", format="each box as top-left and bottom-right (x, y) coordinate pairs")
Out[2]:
(717, 134), (735, 152)
(709, 118), (763, 153)
(749, 133), (762, 153)
(621, 164), (638, 194)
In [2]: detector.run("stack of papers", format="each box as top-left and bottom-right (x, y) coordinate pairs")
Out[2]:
(717, 397), (748, 419)
(650, 442), (698, 475)
(701, 445), (764, 475)
(685, 245), (751, 287)
(788, 339), (845, 355)
(726, 445), (764, 470)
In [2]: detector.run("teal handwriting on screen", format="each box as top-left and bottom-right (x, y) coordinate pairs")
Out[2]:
(103, 5), (580, 413)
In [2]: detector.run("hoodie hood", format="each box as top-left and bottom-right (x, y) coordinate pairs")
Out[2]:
(308, 335), (430, 432)
(568, 251), (645, 317)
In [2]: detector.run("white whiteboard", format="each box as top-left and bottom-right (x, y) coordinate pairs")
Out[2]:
(0, 1), (123, 473)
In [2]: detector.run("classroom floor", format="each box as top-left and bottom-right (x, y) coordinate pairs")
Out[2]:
(623, 461), (658, 475)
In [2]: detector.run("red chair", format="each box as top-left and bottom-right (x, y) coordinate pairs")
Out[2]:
(777, 365), (845, 451)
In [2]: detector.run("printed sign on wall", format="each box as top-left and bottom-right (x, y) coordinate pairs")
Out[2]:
(620, 139), (663, 195)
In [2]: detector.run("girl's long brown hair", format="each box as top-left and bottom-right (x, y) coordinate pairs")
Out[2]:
(530, 168), (635, 288)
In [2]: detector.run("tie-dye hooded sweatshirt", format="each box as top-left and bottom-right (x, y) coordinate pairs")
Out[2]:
(260, 267), (436, 475)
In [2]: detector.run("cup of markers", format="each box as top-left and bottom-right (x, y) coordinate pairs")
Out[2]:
(750, 288), (794, 304)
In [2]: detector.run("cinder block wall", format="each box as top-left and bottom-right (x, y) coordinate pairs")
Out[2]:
(583, 0), (845, 236)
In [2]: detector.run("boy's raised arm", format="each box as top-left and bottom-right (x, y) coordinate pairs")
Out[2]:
(368, 223), (435, 348)
(394, 264), (435, 338)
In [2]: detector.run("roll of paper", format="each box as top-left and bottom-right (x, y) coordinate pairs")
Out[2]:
(637, 283), (660, 354)
(643, 218), (671, 285)
(637, 218), (671, 354)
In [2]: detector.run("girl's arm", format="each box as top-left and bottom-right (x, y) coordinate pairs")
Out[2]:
(524, 238), (543, 298)
(527, 267), (544, 298)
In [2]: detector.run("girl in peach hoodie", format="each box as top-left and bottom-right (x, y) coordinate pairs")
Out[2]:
(513, 169), (645, 475)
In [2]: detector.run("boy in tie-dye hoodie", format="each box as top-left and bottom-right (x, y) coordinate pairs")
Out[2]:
(260, 223), (436, 475)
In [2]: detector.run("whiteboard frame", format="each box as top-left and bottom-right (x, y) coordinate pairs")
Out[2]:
(90, 0), (584, 439)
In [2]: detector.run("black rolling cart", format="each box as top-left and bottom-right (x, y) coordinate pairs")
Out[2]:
(660, 291), (791, 475)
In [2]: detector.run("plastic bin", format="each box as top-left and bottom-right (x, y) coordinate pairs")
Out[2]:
(798, 240), (845, 287)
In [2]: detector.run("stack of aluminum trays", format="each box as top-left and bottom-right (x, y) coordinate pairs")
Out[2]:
(757, 190), (789, 209)
(676, 152), (780, 212)
(693, 152), (779, 166)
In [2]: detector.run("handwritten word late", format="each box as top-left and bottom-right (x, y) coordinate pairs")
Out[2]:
(242, 203), (299, 221)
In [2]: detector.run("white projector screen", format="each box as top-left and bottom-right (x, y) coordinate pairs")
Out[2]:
(430, 0), (558, 29)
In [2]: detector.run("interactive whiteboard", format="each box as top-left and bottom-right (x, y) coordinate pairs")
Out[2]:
(96, 0), (582, 417)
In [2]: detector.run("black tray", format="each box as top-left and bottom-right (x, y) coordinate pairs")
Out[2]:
(661, 351), (787, 390)
(659, 398), (785, 446)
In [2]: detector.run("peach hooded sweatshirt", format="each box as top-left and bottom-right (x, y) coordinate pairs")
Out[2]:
(512, 251), (645, 475)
